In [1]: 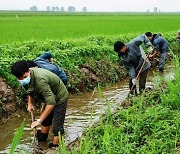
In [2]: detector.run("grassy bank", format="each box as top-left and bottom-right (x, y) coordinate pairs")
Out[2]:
(0, 32), (178, 91)
(0, 32), (179, 122)
(69, 55), (180, 154)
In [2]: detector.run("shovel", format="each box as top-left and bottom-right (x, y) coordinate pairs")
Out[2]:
(30, 110), (38, 144)
(128, 53), (150, 97)
(30, 110), (45, 154)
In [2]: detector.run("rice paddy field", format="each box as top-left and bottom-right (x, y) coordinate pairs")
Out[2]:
(0, 11), (180, 45)
(0, 11), (180, 153)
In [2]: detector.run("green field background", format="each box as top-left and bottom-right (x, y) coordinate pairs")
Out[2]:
(0, 12), (180, 45)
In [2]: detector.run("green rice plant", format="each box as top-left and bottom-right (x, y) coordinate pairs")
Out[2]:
(58, 133), (67, 154)
(9, 119), (26, 154)
(18, 150), (26, 154)
(1, 12), (180, 45)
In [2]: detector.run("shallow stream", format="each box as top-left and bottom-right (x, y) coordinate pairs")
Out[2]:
(0, 66), (174, 153)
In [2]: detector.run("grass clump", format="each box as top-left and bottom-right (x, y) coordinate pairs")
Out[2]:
(70, 56), (180, 154)
(9, 119), (25, 154)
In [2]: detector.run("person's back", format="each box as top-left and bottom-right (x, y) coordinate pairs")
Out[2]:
(152, 33), (169, 53)
(34, 52), (67, 85)
(27, 68), (68, 105)
(123, 34), (151, 77)
(129, 34), (152, 48)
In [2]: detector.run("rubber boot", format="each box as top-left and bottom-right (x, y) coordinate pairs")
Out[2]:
(49, 142), (59, 148)
(37, 130), (48, 142)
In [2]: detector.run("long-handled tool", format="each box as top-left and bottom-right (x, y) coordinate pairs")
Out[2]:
(128, 53), (150, 96)
(30, 110), (39, 148)
(30, 110), (45, 154)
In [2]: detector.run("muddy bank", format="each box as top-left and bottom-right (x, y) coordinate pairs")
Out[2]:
(67, 59), (127, 93)
(0, 53), (171, 122)
(0, 77), (17, 122)
(0, 57), (127, 122)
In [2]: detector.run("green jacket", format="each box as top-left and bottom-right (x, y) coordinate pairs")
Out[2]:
(26, 68), (68, 105)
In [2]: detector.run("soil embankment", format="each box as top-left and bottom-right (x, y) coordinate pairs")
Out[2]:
(0, 77), (16, 122)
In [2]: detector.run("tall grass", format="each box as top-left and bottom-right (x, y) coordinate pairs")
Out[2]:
(161, 55), (180, 109)
(70, 54), (180, 153)
(9, 119), (25, 154)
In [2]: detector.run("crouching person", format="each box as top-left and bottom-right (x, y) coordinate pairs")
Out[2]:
(11, 60), (69, 148)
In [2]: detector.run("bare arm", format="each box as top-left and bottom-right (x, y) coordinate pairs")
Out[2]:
(149, 50), (159, 58)
(31, 104), (54, 128)
(40, 105), (54, 121)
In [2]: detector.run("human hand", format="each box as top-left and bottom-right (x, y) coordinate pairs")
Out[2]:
(148, 54), (154, 59)
(132, 78), (138, 85)
(31, 120), (41, 129)
(147, 46), (153, 54)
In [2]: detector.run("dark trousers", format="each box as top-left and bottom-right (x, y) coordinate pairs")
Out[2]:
(41, 100), (67, 136)
(129, 69), (149, 94)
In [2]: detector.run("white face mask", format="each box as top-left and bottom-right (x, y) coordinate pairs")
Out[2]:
(18, 76), (31, 86)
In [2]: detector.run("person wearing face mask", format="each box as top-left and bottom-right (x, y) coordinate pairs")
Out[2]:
(11, 60), (68, 148)
(26, 59), (68, 118)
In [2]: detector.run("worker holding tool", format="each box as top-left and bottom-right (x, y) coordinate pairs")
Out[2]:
(114, 34), (153, 95)
(11, 60), (69, 148)
(145, 32), (170, 72)
(26, 52), (67, 121)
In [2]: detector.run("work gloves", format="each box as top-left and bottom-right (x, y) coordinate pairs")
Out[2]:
(132, 78), (138, 85)
(147, 46), (153, 54)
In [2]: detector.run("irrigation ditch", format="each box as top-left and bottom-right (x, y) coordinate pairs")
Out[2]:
(0, 35), (179, 153)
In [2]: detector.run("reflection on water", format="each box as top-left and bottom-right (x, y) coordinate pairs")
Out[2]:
(0, 66), (174, 153)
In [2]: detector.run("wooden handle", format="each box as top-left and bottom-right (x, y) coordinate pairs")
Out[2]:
(30, 109), (37, 138)
(30, 109), (35, 122)
(128, 53), (150, 95)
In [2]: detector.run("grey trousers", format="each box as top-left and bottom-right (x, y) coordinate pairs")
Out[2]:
(129, 69), (149, 94)
(159, 52), (168, 70)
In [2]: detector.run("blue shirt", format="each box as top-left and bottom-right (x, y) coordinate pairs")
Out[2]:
(120, 34), (151, 79)
(34, 52), (67, 85)
(152, 34), (169, 53)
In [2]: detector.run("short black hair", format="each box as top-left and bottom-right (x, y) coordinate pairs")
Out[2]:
(26, 60), (38, 68)
(11, 60), (29, 78)
(145, 32), (153, 37)
(114, 41), (125, 52)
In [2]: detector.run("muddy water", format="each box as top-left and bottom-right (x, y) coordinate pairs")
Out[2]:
(0, 66), (174, 153)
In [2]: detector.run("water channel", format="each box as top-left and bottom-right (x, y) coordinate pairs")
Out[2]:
(0, 66), (174, 153)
